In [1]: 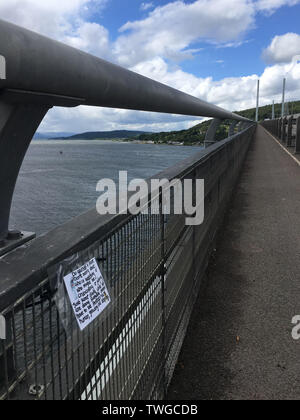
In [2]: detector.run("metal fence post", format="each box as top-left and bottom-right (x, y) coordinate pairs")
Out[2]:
(0, 100), (50, 247)
(281, 117), (287, 143)
(277, 119), (280, 137)
(295, 116), (300, 154)
(204, 118), (222, 148)
(287, 116), (293, 147)
(278, 118), (282, 138)
(271, 119), (277, 136)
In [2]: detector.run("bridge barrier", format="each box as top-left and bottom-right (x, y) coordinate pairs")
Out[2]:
(262, 116), (300, 154)
(0, 18), (255, 400)
(0, 125), (255, 400)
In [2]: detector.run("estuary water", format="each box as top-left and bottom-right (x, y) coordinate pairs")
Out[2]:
(10, 140), (200, 236)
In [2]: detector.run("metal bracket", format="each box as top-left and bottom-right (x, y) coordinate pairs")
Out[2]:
(0, 231), (36, 257)
(0, 100), (50, 242)
(237, 122), (244, 132)
(228, 121), (239, 137)
(204, 118), (222, 148)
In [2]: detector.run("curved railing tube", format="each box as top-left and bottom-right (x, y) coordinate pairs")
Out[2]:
(0, 19), (251, 122)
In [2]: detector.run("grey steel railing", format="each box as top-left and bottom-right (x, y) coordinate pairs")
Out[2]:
(262, 115), (300, 154)
(0, 18), (255, 400)
(0, 18), (251, 247)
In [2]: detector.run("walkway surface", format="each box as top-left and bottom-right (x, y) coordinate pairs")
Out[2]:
(167, 125), (300, 400)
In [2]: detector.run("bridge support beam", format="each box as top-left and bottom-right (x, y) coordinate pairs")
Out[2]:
(228, 121), (238, 137)
(296, 116), (300, 154)
(237, 122), (244, 132)
(0, 100), (50, 248)
(204, 118), (222, 148)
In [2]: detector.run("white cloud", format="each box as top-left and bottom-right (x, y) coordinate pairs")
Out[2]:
(0, 0), (113, 65)
(262, 33), (300, 63)
(140, 2), (154, 11)
(113, 0), (300, 67)
(114, 0), (256, 66)
(65, 22), (111, 59)
(255, 0), (300, 13)
(42, 107), (198, 133)
(216, 40), (252, 49)
(0, 0), (85, 36)
(0, 0), (109, 48)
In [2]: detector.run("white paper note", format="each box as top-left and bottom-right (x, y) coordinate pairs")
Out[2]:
(64, 258), (111, 331)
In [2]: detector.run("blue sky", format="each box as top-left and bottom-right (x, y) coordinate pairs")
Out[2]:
(181, 4), (300, 80)
(1, 0), (300, 132)
(97, 0), (300, 79)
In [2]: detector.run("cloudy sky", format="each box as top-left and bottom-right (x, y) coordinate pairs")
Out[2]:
(1, 0), (300, 133)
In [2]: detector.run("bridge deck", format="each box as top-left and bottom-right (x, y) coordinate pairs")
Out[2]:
(167, 124), (300, 400)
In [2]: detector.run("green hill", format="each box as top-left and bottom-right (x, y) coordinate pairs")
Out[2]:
(133, 100), (300, 145)
(235, 100), (300, 120)
(53, 130), (150, 140)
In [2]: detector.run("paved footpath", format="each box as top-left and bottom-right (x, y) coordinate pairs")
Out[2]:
(167, 125), (300, 400)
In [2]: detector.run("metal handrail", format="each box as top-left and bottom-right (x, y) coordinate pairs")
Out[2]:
(263, 116), (300, 153)
(0, 19), (251, 122)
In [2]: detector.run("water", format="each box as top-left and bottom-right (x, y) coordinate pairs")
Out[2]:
(10, 140), (200, 236)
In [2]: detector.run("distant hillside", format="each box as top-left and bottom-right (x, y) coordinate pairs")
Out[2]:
(136, 121), (212, 145)
(235, 100), (300, 121)
(40, 100), (300, 145)
(34, 132), (75, 139)
(53, 130), (150, 140)
(134, 100), (300, 145)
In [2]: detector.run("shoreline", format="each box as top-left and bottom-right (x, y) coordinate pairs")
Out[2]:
(33, 138), (204, 147)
